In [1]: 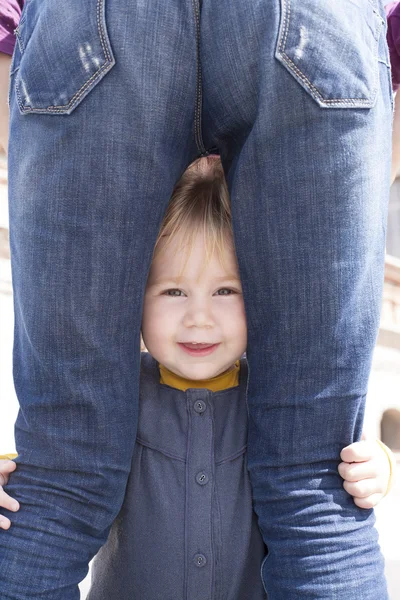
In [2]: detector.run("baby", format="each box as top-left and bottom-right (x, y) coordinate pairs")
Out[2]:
(0, 155), (395, 598)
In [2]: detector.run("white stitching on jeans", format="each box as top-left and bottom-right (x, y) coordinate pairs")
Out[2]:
(16, 0), (114, 114)
(277, 0), (383, 106)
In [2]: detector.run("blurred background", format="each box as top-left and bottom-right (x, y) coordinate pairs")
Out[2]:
(1, 147), (400, 597)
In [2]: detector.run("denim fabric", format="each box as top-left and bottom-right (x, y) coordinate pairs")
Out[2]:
(0, 0), (392, 598)
(86, 352), (267, 600)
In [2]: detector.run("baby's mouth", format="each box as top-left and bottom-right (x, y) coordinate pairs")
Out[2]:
(182, 343), (216, 349)
(178, 342), (220, 356)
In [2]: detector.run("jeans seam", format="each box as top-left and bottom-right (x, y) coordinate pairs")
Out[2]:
(191, 0), (206, 155)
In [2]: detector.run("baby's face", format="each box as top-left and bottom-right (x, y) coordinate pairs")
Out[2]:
(141, 228), (247, 380)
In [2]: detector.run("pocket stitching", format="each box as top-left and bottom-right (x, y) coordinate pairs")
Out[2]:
(277, 0), (383, 106)
(14, 0), (31, 44)
(17, 1), (29, 31)
(14, 27), (25, 55)
(9, 30), (22, 76)
(15, 0), (114, 114)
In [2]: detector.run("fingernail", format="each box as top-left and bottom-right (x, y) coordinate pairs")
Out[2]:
(11, 501), (19, 511)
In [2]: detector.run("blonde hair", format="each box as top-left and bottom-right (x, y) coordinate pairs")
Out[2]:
(151, 154), (234, 279)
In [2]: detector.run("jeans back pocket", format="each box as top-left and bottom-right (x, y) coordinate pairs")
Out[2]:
(275, 0), (385, 108)
(10, 0), (115, 115)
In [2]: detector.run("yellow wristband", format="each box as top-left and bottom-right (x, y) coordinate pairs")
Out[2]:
(0, 453), (18, 461)
(375, 439), (395, 497)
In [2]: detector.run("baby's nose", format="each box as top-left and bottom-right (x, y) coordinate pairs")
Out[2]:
(184, 302), (214, 328)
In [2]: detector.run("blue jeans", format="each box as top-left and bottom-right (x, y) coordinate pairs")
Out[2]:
(1, 0), (392, 597)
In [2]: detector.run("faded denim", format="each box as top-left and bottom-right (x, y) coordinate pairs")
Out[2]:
(0, 0), (393, 598)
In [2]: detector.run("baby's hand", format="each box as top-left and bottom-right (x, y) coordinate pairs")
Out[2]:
(0, 459), (20, 529)
(338, 434), (394, 509)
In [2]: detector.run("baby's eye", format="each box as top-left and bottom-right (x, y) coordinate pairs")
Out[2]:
(216, 288), (235, 296)
(162, 289), (185, 297)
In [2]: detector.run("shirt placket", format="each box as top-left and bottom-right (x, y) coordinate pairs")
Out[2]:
(185, 389), (215, 600)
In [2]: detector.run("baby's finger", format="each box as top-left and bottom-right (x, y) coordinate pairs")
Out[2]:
(0, 459), (16, 487)
(0, 516), (11, 530)
(338, 459), (377, 482)
(340, 441), (376, 463)
(0, 488), (20, 513)
(343, 477), (385, 498)
(353, 493), (383, 510)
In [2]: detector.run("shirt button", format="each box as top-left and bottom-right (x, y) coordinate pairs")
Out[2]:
(196, 471), (209, 485)
(193, 400), (207, 413)
(193, 553), (207, 567)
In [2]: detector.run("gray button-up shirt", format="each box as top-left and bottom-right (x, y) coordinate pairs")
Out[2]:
(87, 352), (268, 600)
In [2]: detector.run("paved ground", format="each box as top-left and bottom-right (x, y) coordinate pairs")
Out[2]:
(1, 152), (399, 598)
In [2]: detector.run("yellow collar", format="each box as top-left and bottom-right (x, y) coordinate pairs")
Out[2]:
(159, 360), (240, 392)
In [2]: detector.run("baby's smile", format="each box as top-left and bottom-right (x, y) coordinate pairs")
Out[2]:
(141, 227), (247, 381)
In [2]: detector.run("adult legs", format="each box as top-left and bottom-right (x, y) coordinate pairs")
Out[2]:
(0, 0), (200, 597)
(201, 0), (392, 597)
